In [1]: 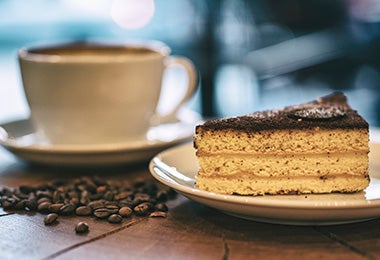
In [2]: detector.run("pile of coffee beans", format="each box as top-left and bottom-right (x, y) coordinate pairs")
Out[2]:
(0, 176), (175, 234)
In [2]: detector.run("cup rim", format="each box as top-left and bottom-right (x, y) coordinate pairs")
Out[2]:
(18, 40), (171, 63)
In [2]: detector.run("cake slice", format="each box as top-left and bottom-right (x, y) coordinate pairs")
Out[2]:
(194, 92), (369, 195)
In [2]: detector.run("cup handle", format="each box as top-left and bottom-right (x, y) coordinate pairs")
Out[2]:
(151, 56), (198, 125)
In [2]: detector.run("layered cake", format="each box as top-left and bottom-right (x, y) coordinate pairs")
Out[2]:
(194, 93), (369, 195)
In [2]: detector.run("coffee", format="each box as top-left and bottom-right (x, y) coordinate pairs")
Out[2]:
(26, 42), (164, 58)
(18, 41), (198, 145)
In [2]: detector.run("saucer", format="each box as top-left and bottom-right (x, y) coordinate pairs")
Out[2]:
(0, 111), (201, 166)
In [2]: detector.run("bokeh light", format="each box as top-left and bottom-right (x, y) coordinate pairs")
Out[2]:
(111, 0), (155, 30)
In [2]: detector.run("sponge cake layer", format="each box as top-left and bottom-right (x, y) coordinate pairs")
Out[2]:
(194, 93), (370, 195)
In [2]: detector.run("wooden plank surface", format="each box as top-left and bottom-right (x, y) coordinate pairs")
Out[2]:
(0, 148), (380, 259)
(57, 199), (372, 260)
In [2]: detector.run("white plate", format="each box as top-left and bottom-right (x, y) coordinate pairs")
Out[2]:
(149, 130), (380, 225)
(0, 111), (201, 166)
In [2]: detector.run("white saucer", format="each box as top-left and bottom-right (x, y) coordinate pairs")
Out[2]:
(149, 129), (380, 226)
(0, 111), (202, 166)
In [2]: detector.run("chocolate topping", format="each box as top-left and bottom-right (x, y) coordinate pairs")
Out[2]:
(197, 92), (368, 132)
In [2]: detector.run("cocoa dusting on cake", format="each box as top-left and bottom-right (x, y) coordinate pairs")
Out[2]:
(196, 92), (368, 133)
(288, 106), (346, 121)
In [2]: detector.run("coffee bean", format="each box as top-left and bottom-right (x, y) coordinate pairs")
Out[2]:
(108, 214), (123, 224)
(75, 206), (92, 216)
(118, 206), (133, 218)
(80, 190), (90, 205)
(93, 208), (111, 219)
(25, 199), (38, 211)
(14, 200), (26, 210)
(68, 191), (79, 199)
(1, 199), (13, 209)
(28, 192), (36, 200)
(149, 211), (167, 218)
(133, 202), (153, 216)
(105, 205), (119, 214)
(5, 197), (17, 205)
(76, 184), (87, 192)
(118, 199), (133, 208)
(48, 203), (65, 213)
(103, 191), (114, 201)
(17, 193), (30, 200)
(1, 188), (10, 196)
(37, 197), (51, 204)
(132, 194), (151, 207)
(10, 194), (21, 201)
(96, 185), (107, 194)
(52, 190), (64, 203)
(36, 190), (52, 199)
(44, 213), (58, 225)
(135, 193), (151, 201)
(81, 176), (97, 192)
(75, 222), (89, 233)
(1, 176), (175, 228)
(105, 201), (118, 207)
(69, 198), (79, 206)
(89, 193), (103, 200)
(114, 191), (130, 201)
(88, 200), (105, 210)
(37, 201), (52, 214)
(59, 204), (75, 215)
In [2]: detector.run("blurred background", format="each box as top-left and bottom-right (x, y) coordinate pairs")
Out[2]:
(1, 0), (380, 126)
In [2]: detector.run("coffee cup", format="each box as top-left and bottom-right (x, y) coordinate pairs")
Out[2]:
(18, 41), (198, 145)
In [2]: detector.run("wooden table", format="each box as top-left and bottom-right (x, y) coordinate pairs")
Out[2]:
(1, 147), (380, 260)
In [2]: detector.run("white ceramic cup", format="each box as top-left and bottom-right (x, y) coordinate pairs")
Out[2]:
(18, 41), (198, 145)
